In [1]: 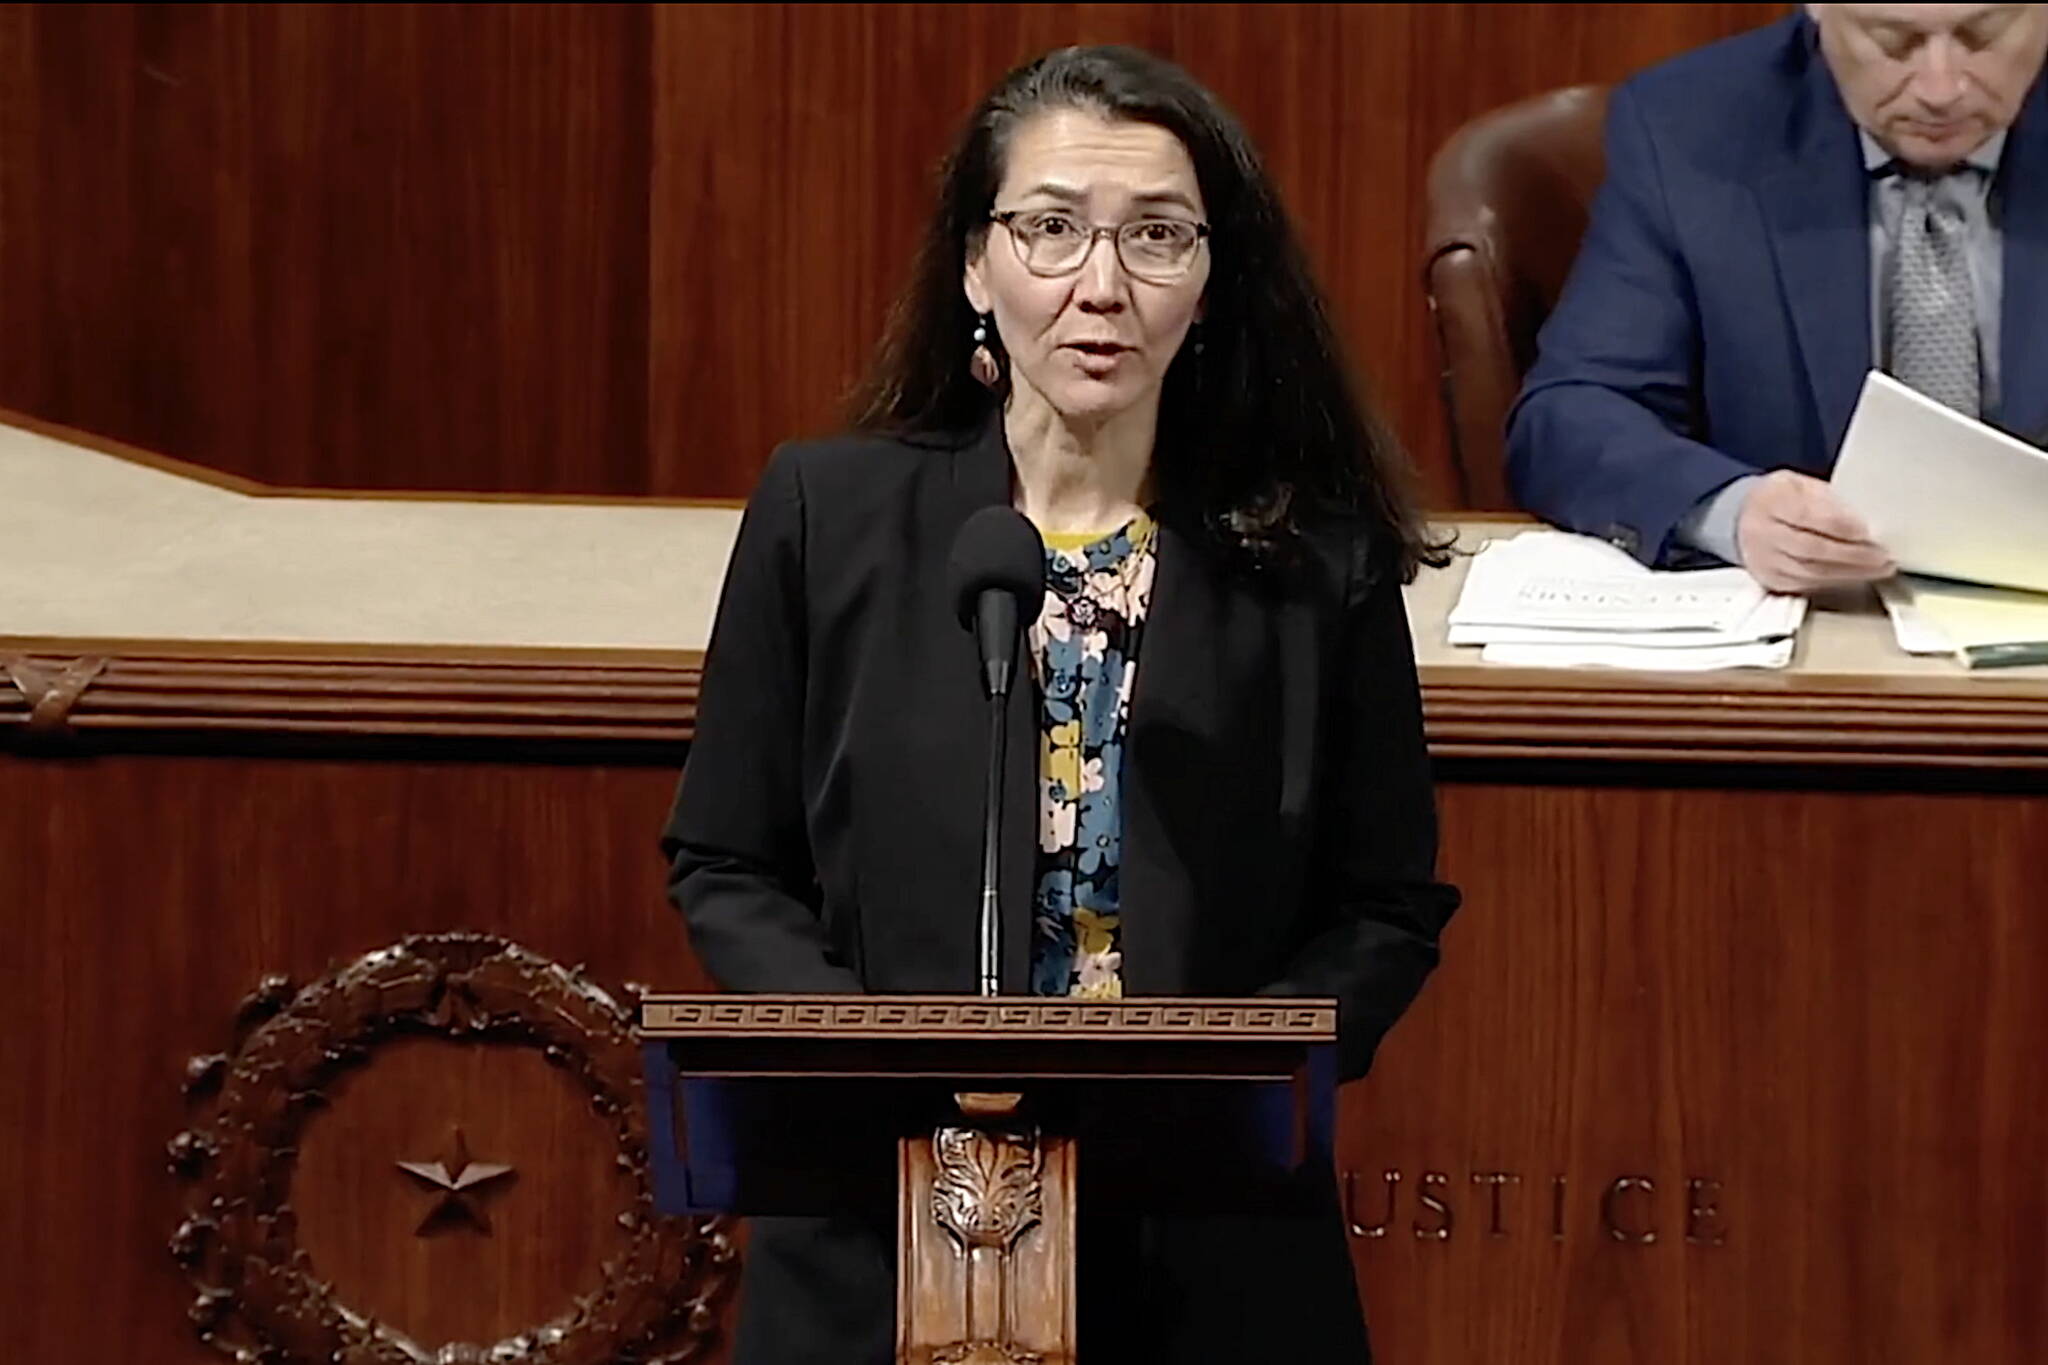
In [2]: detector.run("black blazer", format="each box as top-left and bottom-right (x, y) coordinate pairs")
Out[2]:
(663, 419), (1460, 1363)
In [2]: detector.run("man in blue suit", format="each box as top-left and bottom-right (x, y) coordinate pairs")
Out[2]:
(1508, 5), (2048, 591)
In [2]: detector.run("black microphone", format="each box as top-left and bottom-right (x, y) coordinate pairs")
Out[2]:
(946, 507), (1046, 996)
(950, 506), (1046, 699)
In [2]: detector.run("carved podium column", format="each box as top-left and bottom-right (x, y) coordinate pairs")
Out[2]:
(901, 1093), (1075, 1365)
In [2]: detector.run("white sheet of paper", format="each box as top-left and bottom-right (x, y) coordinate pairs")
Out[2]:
(1872, 578), (1954, 655)
(1831, 371), (2048, 593)
(1478, 638), (1796, 671)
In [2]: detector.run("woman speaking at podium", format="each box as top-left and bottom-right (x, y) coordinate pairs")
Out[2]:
(664, 43), (1460, 1365)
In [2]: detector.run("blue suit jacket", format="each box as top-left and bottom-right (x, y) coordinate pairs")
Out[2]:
(1506, 15), (2048, 564)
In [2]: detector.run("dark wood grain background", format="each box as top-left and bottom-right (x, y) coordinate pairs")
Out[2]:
(0, 753), (721, 1361)
(0, 2), (1783, 506)
(6, 744), (2044, 1363)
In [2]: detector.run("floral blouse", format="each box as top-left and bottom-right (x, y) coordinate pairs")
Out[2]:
(1027, 512), (1157, 999)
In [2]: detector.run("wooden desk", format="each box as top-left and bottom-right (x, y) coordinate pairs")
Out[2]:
(1413, 518), (2048, 768)
(5, 420), (2044, 1364)
(1362, 520), (2048, 1365)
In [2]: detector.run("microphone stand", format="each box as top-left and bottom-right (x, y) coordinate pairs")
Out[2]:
(970, 586), (1021, 999)
(979, 693), (1004, 998)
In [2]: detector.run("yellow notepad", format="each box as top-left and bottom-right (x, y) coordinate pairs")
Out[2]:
(1901, 577), (2048, 669)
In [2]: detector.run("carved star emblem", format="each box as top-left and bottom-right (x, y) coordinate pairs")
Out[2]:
(397, 1128), (514, 1235)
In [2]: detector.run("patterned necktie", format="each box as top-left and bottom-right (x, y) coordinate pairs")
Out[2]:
(1889, 175), (1980, 418)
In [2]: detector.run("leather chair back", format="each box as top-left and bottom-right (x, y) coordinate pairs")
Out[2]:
(1424, 85), (1610, 508)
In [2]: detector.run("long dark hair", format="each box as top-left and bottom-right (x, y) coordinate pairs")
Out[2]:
(849, 44), (1441, 580)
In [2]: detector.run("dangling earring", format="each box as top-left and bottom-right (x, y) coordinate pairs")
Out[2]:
(970, 313), (1000, 389)
(1191, 323), (1205, 358)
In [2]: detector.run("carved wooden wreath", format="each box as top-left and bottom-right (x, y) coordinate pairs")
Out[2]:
(168, 933), (737, 1365)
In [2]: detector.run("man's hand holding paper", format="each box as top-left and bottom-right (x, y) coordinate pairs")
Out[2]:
(1734, 470), (1896, 594)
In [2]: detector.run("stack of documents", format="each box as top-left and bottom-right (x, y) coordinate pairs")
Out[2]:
(1448, 531), (1807, 671)
(1876, 576), (2048, 669)
(1833, 370), (2048, 669)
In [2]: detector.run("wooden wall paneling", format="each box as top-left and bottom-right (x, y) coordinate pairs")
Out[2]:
(1345, 780), (2048, 1365)
(5, 3), (1791, 502)
(0, 752), (727, 1362)
(0, 3), (651, 494)
(285, 1034), (642, 1348)
(10, 734), (2047, 1364)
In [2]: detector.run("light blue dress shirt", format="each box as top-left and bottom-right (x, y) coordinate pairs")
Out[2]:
(1677, 130), (2007, 565)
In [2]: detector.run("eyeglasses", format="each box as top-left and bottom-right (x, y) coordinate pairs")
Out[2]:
(989, 209), (1210, 284)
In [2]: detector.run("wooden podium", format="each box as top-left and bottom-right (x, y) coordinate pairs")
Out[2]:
(638, 994), (1338, 1365)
